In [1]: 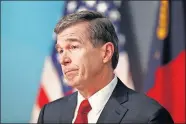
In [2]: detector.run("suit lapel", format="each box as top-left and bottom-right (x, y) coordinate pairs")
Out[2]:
(97, 78), (129, 123)
(59, 92), (77, 123)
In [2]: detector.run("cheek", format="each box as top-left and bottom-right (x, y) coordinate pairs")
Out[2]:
(70, 51), (87, 71)
(70, 49), (102, 75)
(84, 51), (103, 73)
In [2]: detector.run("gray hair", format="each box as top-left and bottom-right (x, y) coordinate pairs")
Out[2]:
(54, 10), (119, 69)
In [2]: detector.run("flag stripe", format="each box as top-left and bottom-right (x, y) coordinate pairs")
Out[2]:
(37, 85), (49, 109)
(41, 57), (63, 101)
(30, 104), (40, 123)
(114, 51), (134, 89)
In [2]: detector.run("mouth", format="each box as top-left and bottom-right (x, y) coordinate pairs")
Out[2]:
(64, 69), (78, 75)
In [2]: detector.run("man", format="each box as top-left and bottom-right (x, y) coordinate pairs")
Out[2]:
(37, 10), (174, 123)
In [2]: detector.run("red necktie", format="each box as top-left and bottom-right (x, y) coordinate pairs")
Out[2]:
(74, 99), (92, 124)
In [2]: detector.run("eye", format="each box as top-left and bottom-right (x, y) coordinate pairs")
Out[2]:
(70, 45), (78, 49)
(57, 49), (63, 54)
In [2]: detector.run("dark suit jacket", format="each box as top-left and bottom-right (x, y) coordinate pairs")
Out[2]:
(37, 78), (174, 123)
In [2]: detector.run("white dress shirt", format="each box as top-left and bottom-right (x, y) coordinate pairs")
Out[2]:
(72, 75), (118, 123)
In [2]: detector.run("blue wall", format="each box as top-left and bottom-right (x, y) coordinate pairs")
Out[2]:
(1, 1), (64, 122)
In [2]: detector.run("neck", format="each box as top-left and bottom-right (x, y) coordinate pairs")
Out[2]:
(77, 66), (115, 99)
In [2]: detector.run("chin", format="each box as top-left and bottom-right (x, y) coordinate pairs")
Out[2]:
(65, 77), (80, 87)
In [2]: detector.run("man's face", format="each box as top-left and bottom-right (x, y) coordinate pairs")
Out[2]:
(56, 22), (104, 89)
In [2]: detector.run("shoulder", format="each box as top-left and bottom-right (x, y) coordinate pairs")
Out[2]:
(39, 91), (77, 116)
(124, 88), (173, 123)
(116, 78), (163, 111)
(44, 91), (77, 110)
(37, 92), (77, 123)
(127, 89), (162, 110)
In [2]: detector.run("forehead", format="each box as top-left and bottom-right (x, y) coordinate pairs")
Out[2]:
(57, 21), (90, 41)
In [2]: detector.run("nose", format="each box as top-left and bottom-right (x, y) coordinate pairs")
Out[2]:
(59, 52), (71, 66)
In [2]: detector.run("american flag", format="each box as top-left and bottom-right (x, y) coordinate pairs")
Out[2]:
(30, 1), (134, 123)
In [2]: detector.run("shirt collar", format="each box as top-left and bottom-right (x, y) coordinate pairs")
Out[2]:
(77, 75), (118, 114)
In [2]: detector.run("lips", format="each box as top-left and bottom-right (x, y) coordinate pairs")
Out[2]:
(64, 69), (78, 75)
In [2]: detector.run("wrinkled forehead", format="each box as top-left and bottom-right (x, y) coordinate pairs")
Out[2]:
(56, 23), (94, 47)
(57, 21), (91, 40)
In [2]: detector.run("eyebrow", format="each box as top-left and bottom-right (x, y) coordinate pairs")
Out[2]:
(58, 37), (83, 44)
(64, 38), (82, 44)
(55, 38), (82, 50)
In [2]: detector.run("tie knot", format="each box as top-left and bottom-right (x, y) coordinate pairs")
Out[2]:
(78, 99), (92, 114)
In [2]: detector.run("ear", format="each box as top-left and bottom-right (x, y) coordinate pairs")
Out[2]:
(101, 42), (114, 64)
